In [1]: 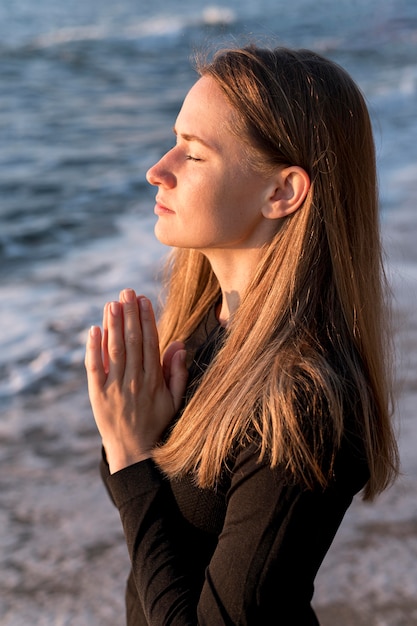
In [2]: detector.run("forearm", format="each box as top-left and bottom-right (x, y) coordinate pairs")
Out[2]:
(106, 459), (199, 626)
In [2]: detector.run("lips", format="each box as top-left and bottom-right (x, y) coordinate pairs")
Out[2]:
(154, 198), (175, 215)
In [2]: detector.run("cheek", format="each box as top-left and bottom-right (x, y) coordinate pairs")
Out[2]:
(182, 167), (261, 227)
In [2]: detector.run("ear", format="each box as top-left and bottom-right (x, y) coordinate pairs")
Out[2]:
(262, 166), (310, 220)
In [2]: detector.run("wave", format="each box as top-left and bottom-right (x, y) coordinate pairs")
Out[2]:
(16, 6), (237, 52)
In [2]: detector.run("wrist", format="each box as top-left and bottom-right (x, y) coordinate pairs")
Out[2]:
(104, 442), (153, 474)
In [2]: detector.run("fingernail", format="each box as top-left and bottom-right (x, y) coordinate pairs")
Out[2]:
(90, 325), (99, 338)
(139, 297), (150, 311)
(124, 289), (135, 302)
(110, 301), (120, 316)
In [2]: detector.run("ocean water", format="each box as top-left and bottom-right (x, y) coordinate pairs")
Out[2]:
(1, 1), (417, 624)
(1, 0), (416, 400)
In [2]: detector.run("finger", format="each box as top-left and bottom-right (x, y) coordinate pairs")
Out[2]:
(162, 341), (185, 386)
(85, 325), (107, 390)
(168, 348), (188, 412)
(120, 289), (143, 378)
(106, 300), (126, 381)
(138, 297), (161, 380)
(102, 302), (109, 374)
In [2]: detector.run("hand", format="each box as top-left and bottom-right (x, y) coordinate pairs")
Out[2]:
(85, 288), (188, 474)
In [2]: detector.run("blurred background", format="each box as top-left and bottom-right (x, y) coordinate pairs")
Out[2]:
(1, 1), (417, 624)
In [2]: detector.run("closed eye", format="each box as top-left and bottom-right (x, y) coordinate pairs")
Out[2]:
(186, 155), (202, 162)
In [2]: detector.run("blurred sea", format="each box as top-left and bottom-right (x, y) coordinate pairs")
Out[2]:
(1, 1), (417, 624)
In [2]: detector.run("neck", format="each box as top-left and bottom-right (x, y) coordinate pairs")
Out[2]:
(204, 248), (263, 326)
(215, 290), (239, 327)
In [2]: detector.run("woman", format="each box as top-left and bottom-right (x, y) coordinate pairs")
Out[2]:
(85, 45), (399, 625)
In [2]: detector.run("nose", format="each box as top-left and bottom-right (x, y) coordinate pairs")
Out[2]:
(146, 152), (176, 189)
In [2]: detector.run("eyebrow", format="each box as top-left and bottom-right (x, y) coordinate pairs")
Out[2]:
(172, 127), (216, 151)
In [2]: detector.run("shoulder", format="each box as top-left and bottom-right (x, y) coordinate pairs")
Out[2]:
(228, 425), (369, 500)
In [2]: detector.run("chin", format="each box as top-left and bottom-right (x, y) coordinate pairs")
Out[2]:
(154, 224), (179, 248)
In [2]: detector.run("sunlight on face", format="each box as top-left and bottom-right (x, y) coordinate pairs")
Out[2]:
(146, 76), (279, 256)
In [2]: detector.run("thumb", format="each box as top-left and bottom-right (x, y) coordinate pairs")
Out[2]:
(168, 349), (188, 412)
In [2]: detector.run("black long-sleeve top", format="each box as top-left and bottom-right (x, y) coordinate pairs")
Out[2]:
(100, 308), (369, 625)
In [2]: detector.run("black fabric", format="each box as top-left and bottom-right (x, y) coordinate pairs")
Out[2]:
(100, 309), (369, 625)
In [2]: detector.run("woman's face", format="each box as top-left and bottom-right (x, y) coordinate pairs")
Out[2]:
(146, 76), (279, 254)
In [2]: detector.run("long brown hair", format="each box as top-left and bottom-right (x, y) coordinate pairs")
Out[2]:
(153, 46), (399, 500)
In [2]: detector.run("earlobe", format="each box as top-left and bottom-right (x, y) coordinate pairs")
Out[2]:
(262, 166), (310, 220)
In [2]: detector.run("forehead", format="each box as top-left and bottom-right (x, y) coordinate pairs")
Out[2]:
(176, 76), (236, 136)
